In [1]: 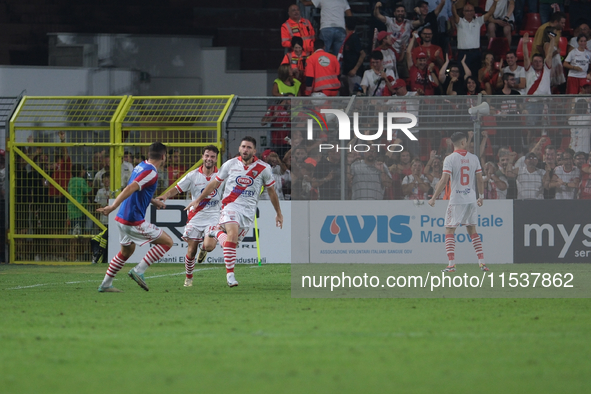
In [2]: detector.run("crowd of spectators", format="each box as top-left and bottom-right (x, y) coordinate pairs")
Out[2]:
(262, 1), (591, 202)
(262, 124), (591, 202)
(277, 2), (591, 97)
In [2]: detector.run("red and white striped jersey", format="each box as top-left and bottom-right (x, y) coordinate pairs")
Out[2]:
(175, 165), (221, 222)
(215, 156), (275, 220)
(442, 149), (482, 204)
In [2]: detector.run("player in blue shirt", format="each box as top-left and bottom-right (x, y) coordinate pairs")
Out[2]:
(97, 142), (173, 292)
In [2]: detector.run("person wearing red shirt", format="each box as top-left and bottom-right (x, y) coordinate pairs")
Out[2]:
(406, 39), (439, 95)
(410, 27), (444, 71)
(261, 95), (293, 157)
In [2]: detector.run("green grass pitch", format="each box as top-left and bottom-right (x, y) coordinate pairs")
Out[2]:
(1, 263), (590, 394)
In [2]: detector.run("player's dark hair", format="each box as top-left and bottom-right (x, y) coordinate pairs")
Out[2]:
(420, 26), (433, 35)
(448, 63), (460, 73)
(506, 50), (517, 57)
(101, 172), (109, 180)
(502, 72), (514, 83)
(291, 36), (304, 48)
(532, 54), (544, 62)
(545, 145), (556, 152)
(314, 39), (325, 51)
(370, 50), (384, 61)
(241, 136), (257, 148)
(451, 132), (467, 144)
(203, 145), (219, 155)
(148, 142), (167, 160)
(550, 12), (565, 23)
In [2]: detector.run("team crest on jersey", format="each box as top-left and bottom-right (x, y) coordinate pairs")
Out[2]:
(252, 170), (259, 177)
(201, 187), (218, 198)
(318, 56), (330, 67)
(236, 176), (254, 187)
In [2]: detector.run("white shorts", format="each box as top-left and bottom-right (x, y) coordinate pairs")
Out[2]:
(117, 221), (163, 246)
(218, 209), (251, 243)
(182, 215), (219, 242)
(445, 202), (478, 228)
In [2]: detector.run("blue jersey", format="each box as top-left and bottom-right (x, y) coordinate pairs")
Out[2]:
(115, 161), (159, 226)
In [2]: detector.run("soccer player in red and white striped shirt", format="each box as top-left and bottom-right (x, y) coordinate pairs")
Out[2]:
(186, 137), (283, 287)
(157, 145), (221, 287)
(428, 132), (489, 273)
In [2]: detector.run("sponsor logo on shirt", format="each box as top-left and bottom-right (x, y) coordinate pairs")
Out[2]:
(200, 187), (218, 198)
(236, 176), (254, 187)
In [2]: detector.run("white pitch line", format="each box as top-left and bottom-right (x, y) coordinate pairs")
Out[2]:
(145, 267), (217, 279)
(4, 267), (219, 290)
(7, 283), (53, 290)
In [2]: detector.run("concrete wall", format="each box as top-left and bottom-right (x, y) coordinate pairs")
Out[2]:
(0, 66), (137, 97)
(201, 48), (269, 96)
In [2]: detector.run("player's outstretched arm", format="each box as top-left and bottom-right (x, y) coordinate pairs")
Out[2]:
(267, 186), (284, 229)
(428, 172), (450, 206)
(97, 182), (140, 216)
(151, 198), (166, 209)
(373, 2), (387, 24)
(157, 186), (180, 203)
(185, 178), (221, 211)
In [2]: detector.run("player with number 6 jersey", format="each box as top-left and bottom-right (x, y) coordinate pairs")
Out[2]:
(186, 136), (284, 288)
(157, 145), (221, 287)
(428, 132), (489, 273)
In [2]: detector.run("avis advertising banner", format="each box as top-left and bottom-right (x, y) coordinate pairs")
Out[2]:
(108, 200), (291, 264)
(308, 200), (513, 264)
(513, 200), (591, 263)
